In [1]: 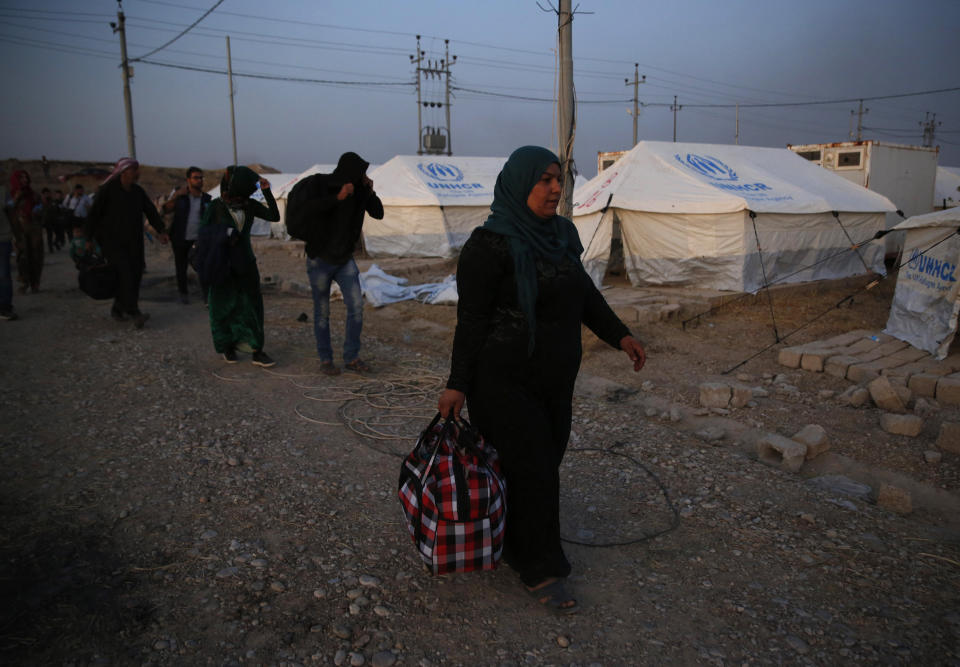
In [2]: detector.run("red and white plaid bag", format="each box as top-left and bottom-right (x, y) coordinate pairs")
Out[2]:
(398, 413), (506, 574)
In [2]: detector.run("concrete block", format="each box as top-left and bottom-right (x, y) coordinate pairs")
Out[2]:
(908, 373), (940, 398)
(847, 364), (880, 384)
(819, 329), (873, 348)
(936, 422), (960, 455)
(792, 424), (830, 460)
(659, 303), (681, 320)
(936, 376), (960, 406)
(612, 305), (639, 323)
(800, 350), (833, 372)
(699, 382), (731, 408)
(824, 355), (859, 379)
(877, 484), (912, 515)
(838, 385), (870, 407)
(729, 385), (753, 409)
(756, 433), (806, 473)
(879, 413), (924, 437)
(778, 346), (806, 368)
(867, 375), (907, 413)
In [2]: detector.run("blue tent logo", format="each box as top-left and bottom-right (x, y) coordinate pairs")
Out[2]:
(674, 154), (738, 181)
(418, 162), (464, 182)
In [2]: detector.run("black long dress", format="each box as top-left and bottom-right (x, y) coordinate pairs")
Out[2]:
(446, 227), (631, 586)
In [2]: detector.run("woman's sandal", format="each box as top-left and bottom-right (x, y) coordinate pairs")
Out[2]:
(525, 578), (579, 615)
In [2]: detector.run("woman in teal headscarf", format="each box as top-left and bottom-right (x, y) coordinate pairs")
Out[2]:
(200, 165), (280, 367)
(439, 146), (646, 614)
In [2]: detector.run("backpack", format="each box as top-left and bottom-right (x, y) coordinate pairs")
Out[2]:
(284, 173), (329, 243)
(398, 413), (507, 575)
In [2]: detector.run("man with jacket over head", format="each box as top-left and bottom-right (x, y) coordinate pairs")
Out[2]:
(293, 152), (383, 375)
(162, 166), (211, 304)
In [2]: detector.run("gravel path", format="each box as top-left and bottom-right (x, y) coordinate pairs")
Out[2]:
(2, 243), (958, 665)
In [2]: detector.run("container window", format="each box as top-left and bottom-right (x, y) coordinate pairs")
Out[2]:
(837, 151), (862, 167)
(601, 159), (616, 171)
(797, 150), (821, 161)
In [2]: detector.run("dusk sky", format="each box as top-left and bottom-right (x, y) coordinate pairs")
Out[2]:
(2, 0), (958, 177)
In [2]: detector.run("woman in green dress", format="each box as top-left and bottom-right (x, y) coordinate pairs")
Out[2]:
(200, 165), (280, 367)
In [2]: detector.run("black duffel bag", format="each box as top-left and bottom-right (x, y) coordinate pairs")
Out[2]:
(77, 254), (118, 300)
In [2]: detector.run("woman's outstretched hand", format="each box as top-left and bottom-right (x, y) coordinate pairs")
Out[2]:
(620, 335), (646, 372)
(438, 388), (466, 421)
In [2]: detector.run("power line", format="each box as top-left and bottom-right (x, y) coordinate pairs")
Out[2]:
(139, 58), (415, 87)
(130, 0), (224, 61)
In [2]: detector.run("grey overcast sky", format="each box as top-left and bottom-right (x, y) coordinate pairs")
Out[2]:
(1, 0), (958, 177)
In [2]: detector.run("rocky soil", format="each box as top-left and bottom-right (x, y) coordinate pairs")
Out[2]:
(2, 239), (959, 666)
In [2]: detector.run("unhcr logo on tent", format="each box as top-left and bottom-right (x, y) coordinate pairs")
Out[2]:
(674, 153), (773, 193)
(674, 154), (738, 181)
(906, 247), (957, 287)
(418, 162), (464, 182)
(417, 162), (484, 192)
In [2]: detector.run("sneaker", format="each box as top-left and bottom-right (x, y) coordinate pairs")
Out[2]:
(344, 358), (371, 373)
(0, 308), (18, 321)
(178, 293), (189, 305)
(319, 360), (341, 376)
(222, 349), (238, 364)
(252, 350), (276, 368)
(132, 312), (150, 329)
(111, 309), (128, 322)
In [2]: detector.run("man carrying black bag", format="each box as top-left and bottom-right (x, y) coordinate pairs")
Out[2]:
(285, 153), (383, 375)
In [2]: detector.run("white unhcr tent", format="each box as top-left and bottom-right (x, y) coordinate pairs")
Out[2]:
(884, 207), (960, 359)
(364, 155), (507, 257)
(935, 166), (960, 209)
(572, 141), (897, 292)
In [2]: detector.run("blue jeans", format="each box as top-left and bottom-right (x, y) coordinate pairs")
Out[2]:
(306, 257), (363, 363)
(0, 240), (12, 311)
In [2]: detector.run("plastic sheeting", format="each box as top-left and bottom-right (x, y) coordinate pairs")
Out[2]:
(884, 208), (960, 359)
(359, 264), (458, 308)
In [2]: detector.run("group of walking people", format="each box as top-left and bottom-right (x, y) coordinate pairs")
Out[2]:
(5, 146), (647, 615)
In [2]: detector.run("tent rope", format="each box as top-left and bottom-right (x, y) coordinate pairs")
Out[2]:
(682, 227), (893, 329)
(832, 210), (873, 274)
(749, 210), (781, 342)
(721, 227), (960, 375)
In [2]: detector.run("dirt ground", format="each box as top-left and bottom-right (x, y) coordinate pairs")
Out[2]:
(2, 238), (959, 666)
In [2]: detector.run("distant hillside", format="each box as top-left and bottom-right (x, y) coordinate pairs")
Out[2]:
(1, 158), (280, 202)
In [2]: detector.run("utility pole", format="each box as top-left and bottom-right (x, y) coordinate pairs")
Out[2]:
(409, 36), (456, 156)
(670, 96), (682, 142)
(850, 99), (869, 141)
(111, 1), (136, 158)
(444, 40), (453, 156)
(624, 63), (645, 146)
(735, 103), (740, 145)
(920, 112), (941, 147)
(557, 0), (574, 218)
(226, 36), (238, 165)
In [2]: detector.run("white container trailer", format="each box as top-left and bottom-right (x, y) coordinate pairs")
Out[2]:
(787, 141), (938, 255)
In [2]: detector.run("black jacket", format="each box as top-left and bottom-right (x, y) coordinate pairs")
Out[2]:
(168, 191), (212, 243)
(300, 153), (384, 264)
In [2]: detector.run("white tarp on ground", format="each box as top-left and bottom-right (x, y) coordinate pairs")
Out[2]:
(572, 141), (897, 292)
(359, 264), (458, 307)
(364, 155), (507, 258)
(936, 166), (960, 209)
(884, 207), (960, 358)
